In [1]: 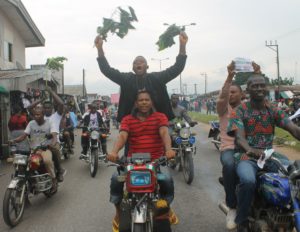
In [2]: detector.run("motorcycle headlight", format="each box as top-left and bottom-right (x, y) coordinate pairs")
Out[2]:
(175, 137), (182, 145)
(14, 154), (28, 165)
(180, 128), (191, 139)
(189, 136), (196, 144)
(130, 171), (151, 186)
(91, 131), (99, 140)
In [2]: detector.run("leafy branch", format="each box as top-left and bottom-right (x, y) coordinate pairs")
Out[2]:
(97, 6), (138, 41)
(156, 24), (183, 51)
(46, 56), (68, 71)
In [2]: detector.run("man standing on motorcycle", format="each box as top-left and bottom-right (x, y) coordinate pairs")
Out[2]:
(217, 61), (260, 230)
(94, 31), (188, 122)
(227, 73), (300, 232)
(80, 103), (107, 159)
(9, 107), (58, 193)
(107, 90), (177, 232)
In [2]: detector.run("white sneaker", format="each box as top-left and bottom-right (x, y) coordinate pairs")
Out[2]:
(226, 208), (237, 230)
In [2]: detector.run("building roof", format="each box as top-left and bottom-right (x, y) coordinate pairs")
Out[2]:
(64, 85), (86, 96)
(0, 0), (45, 47)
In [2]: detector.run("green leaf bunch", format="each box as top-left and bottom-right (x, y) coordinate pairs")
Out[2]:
(156, 24), (182, 51)
(97, 6), (138, 41)
(46, 56), (68, 71)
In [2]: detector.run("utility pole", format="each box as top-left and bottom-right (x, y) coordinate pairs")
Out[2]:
(200, 72), (207, 96)
(194, 83), (197, 95)
(82, 69), (85, 99)
(62, 65), (64, 94)
(183, 83), (187, 95)
(151, 57), (169, 71)
(266, 40), (280, 95)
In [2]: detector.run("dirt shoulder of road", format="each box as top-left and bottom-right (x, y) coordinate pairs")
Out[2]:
(199, 122), (299, 161)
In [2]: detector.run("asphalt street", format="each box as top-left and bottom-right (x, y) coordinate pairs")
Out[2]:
(0, 123), (227, 232)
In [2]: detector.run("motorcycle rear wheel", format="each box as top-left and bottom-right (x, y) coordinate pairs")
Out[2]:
(3, 187), (26, 227)
(90, 149), (98, 178)
(181, 151), (194, 184)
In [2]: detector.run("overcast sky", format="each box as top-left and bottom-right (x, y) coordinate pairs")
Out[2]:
(22, 0), (300, 96)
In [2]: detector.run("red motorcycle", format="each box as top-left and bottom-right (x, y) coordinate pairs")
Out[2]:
(110, 153), (171, 232)
(3, 141), (57, 227)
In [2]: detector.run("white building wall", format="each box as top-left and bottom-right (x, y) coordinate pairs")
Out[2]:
(0, 8), (26, 70)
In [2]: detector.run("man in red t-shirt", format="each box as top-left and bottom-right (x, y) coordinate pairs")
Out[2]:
(107, 90), (176, 231)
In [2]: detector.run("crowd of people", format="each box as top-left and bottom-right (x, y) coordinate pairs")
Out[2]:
(3, 29), (300, 232)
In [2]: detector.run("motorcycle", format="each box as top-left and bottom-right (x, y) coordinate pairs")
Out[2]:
(80, 126), (107, 177)
(208, 120), (221, 150)
(59, 130), (71, 160)
(219, 150), (300, 231)
(109, 153), (171, 232)
(3, 139), (57, 227)
(170, 121), (197, 184)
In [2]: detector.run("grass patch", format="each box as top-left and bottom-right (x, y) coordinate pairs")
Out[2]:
(189, 111), (300, 152)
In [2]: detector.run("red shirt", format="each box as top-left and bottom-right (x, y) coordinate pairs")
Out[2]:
(120, 112), (168, 160)
(8, 114), (28, 131)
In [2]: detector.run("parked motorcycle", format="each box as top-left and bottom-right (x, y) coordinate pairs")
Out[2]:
(80, 127), (107, 177)
(109, 153), (171, 232)
(3, 139), (57, 227)
(219, 151), (300, 231)
(208, 120), (221, 150)
(170, 121), (197, 184)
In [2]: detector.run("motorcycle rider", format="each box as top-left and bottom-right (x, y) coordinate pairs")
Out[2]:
(43, 86), (66, 182)
(80, 103), (107, 159)
(107, 90), (177, 232)
(216, 61), (260, 230)
(60, 106), (75, 154)
(94, 31), (188, 122)
(9, 106), (58, 193)
(227, 73), (300, 231)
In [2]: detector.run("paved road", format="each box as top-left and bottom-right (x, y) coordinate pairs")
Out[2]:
(0, 123), (227, 232)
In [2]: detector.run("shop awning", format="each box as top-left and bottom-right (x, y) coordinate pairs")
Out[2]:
(280, 90), (294, 99)
(0, 85), (8, 94)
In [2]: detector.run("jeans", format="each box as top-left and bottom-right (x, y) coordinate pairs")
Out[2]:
(110, 167), (174, 205)
(220, 149), (237, 209)
(235, 157), (289, 224)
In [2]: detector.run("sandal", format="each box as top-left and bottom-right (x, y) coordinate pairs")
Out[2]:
(112, 218), (119, 232)
(169, 208), (179, 225)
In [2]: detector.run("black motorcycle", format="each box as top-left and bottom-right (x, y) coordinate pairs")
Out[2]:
(208, 120), (221, 150)
(170, 121), (197, 184)
(80, 127), (107, 177)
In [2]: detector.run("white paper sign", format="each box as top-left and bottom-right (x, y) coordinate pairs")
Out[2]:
(234, 57), (254, 73)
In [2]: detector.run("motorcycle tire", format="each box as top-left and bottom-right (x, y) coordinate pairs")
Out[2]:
(213, 133), (221, 150)
(3, 187), (26, 227)
(90, 149), (98, 178)
(63, 150), (70, 160)
(133, 223), (147, 232)
(181, 151), (194, 184)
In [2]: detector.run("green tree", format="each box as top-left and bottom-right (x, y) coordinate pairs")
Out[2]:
(46, 56), (68, 71)
(270, 77), (294, 86)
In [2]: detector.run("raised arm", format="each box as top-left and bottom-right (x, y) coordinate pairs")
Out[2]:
(217, 61), (235, 116)
(45, 86), (64, 115)
(282, 121), (300, 141)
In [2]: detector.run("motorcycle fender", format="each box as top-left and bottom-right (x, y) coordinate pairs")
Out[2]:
(132, 205), (147, 223)
(208, 129), (215, 138)
(8, 178), (20, 189)
(185, 147), (192, 152)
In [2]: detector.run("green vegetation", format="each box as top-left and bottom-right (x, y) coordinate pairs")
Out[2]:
(189, 111), (300, 152)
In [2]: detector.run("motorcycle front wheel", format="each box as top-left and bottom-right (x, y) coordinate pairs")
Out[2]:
(181, 151), (194, 184)
(89, 148), (98, 178)
(213, 133), (221, 150)
(133, 223), (147, 232)
(3, 187), (26, 227)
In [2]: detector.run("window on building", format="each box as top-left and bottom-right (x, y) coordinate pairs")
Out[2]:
(4, 41), (13, 62)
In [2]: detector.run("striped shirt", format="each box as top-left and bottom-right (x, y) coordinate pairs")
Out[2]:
(120, 112), (168, 160)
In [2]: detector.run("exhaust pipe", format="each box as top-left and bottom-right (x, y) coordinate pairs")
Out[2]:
(218, 202), (229, 215)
